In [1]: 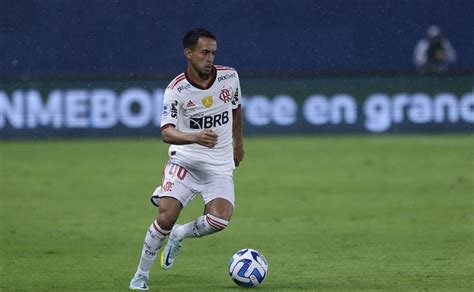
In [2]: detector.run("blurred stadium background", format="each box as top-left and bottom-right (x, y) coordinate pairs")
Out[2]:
(1, 0), (473, 291)
(1, 0), (473, 138)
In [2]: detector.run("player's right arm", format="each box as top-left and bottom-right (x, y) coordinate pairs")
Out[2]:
(161, 126), (218, 148)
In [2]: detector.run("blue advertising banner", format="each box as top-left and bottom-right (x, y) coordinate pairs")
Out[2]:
(1, 75), (473, 139)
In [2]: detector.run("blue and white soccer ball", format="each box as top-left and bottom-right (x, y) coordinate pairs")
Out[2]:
(228, 248), (268, 287)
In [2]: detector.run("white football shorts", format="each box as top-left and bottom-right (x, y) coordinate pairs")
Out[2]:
(150, 161), (235, 208)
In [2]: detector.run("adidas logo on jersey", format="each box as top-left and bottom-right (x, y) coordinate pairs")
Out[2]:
(186, 100), (196, 107)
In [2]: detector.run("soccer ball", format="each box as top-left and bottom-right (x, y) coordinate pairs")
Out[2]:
(228, 248), (268, 287)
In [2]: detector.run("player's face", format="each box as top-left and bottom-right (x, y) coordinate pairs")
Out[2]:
(186, 37), (217, 75)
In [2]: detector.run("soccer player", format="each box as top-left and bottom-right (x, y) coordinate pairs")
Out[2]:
(129, 28), (244, 290)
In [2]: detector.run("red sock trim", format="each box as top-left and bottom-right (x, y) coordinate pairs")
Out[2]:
(205, 215), (228, 230)
(152, 221), (170, 237)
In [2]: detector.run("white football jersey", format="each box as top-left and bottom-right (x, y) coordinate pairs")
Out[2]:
(161, 65), (241, 174)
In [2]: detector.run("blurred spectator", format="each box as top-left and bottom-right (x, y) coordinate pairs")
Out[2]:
(413, 25), (457, 73)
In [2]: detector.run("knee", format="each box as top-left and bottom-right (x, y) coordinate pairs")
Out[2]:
(157, 197), (182, 230)
(157, 211), (179, 230)
(205, 198), (233, 221)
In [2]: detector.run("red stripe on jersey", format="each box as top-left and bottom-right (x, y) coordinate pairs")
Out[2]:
(168, 74), (184, 87)
(215, 65), (234, 71)
(171, 73), (185, 82)
(168, 74), (186, 89)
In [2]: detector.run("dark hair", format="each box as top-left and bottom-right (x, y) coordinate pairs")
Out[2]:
(183, 28), (216, 49)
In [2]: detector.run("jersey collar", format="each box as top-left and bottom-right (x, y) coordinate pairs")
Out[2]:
(185, 66), (217, 90)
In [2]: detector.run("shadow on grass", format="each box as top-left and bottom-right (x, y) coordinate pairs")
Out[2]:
(150, 273), (322, 291)
(148, 273), (429, 291)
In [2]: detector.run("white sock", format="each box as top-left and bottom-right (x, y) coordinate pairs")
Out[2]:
(172, 214), (228, 241)
(136, 220), (170, 276)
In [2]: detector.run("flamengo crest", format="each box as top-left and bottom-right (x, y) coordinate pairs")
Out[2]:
(219, 87), (233, 103)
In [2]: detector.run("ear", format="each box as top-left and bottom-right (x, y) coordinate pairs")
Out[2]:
(184, 48), (192, 59)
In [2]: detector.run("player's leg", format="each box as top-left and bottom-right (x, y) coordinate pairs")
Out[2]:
(161, 174), (234, 270)
(131, 161), (191, 289)
(130, 197), (182, 290)
(172, 174), (234, 241)
(172, 198), (233, 241)
(136, 197), (182, 275)
(161, 198), (233, 270)
(171, 173), (235, 241)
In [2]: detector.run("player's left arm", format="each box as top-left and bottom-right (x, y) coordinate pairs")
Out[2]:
(232, 105), (244, 167)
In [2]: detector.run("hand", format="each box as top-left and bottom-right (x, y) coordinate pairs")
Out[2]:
(233, 144), (244, 167)
(195, 129), (218, 148)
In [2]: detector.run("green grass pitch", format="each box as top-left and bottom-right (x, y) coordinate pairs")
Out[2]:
(1, 135), (473, 291)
